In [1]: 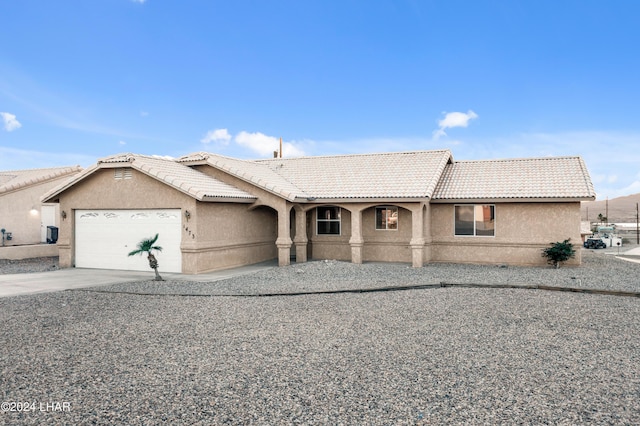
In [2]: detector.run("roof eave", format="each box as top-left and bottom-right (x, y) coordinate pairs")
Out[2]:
(131, 160), (256, 203)
(201, 196), (257, 203)
(431, 196), (596, 203)
(1, 166), (82, 197)
(41, 164), (101, 203)
(177, 159), (209, 167)
(294, 196), (431, 204)
(205, 158), (300, 202)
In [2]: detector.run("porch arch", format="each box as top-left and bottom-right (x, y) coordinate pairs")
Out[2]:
(361, 204), (413, 264)
(291, 202), (428, 267)
(249, 200), (293, 267)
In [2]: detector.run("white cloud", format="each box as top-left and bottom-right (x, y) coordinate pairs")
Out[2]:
(432, 110), (478, 140)
(131, 0), (146, 4)
(140, 111), (149, 117)
(0, 112), (22, 132)
(235, 131), (277, 156)
(235, 131), (305, 158)
(201, 128), (232, 145)
(119, 140), (127, 146)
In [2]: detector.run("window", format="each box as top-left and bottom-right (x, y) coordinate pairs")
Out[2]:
(317, 206), (341, 235)
(454, 205), (495, 236)
(376, 206), (398, 230)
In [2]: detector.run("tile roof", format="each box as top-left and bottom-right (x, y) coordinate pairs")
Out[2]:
(183, 153), (308, 201)
(129, 155), (257, 201)
(256, 150), (454, 200)
(432, 156), (596, 201)
(0, 166), (82, 195)
(178, 150), (453, 201)
(41, 151), (597, 204)
(43, 154), (256, 203)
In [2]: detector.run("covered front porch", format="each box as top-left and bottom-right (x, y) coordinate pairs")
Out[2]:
(274, 201), (432, 268)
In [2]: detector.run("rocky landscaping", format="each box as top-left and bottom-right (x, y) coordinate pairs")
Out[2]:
(0, 249), (639, 424)
(0, 256), (59, 274)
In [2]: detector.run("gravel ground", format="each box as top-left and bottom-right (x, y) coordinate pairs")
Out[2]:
(1, 250), (639, 425)
(90, 249), (640, 296)
(0, 257), (59, 274)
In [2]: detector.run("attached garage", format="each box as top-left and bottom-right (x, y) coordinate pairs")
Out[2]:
(75, 209), (182, 272)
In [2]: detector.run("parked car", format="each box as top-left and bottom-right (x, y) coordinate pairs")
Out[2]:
(584, 238), (607, 249)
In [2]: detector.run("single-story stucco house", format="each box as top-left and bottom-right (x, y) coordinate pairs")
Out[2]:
(1, 166), (82, 248)
(42, 150), (595, 273)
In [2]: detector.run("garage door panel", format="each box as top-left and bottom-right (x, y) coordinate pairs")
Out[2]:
(75, 209), (182, 272)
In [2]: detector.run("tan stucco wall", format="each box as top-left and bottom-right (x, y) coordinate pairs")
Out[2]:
(193, 165), (289, 214)
(295, 201), (583, 267)
(48, 162), (586, 270)
(361, 206), (412, 262)
(55, 168), (196, 270)
(193, 164), (297, 267)
(54, 167), (282, 273)
(183, 203), (277, 273)
(307, 206), (353, 261)
(0, 177), (70, 246)
(0, 244), (59, 260)
(305, 204), (415, 263)
(429, 202), (582, 266)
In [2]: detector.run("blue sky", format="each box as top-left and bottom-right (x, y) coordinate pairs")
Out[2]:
(1, 1), (639, 200)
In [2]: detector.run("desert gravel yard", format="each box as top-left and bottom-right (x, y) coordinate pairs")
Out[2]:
(1, 250), (639, 425)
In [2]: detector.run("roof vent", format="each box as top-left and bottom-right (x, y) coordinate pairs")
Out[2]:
(114, 168), (132, 180)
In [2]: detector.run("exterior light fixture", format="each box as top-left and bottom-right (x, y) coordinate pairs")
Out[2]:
(184, 210), (191, 221)
(30, 206), (39, 216)
(61, 210), (67, 220)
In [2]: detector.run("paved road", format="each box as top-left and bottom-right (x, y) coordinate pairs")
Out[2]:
(0, 263), (276, 298)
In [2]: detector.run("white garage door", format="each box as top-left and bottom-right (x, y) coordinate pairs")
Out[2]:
(75, 209), (182, 273)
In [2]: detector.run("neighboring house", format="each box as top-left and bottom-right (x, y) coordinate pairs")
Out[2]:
(42, 150), (595, 273)
(580, 221), (593, 243)
(0, 166), (83, 247)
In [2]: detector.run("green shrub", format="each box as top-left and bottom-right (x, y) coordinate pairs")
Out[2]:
(541, 239), (576, 268)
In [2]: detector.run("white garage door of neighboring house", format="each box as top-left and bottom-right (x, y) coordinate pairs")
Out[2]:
(75, 209), (182, 273)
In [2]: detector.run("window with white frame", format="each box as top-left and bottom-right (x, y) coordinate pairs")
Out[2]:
(376, 206), (398, 230)
(454, 205), (495, 236)
(316, 206), (341, 235)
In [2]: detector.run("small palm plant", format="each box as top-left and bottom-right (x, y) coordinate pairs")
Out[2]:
(128, 233), (164, 281)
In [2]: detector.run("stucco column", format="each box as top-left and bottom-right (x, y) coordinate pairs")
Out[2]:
(293, 208), (308, 263)
(423, 202), (433, 263)
(276, 206), (292, 266)
(59, 206), (73, 268)
(349, 208), (364, 264)
(410, 204), (425, 268)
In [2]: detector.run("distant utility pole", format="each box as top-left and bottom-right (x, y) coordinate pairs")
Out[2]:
(636, 202), (639, 245)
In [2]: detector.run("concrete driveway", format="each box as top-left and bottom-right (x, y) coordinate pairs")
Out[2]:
(0, 262), (276, 298)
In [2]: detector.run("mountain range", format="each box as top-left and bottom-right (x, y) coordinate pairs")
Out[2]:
(581, 193), (640, 223)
